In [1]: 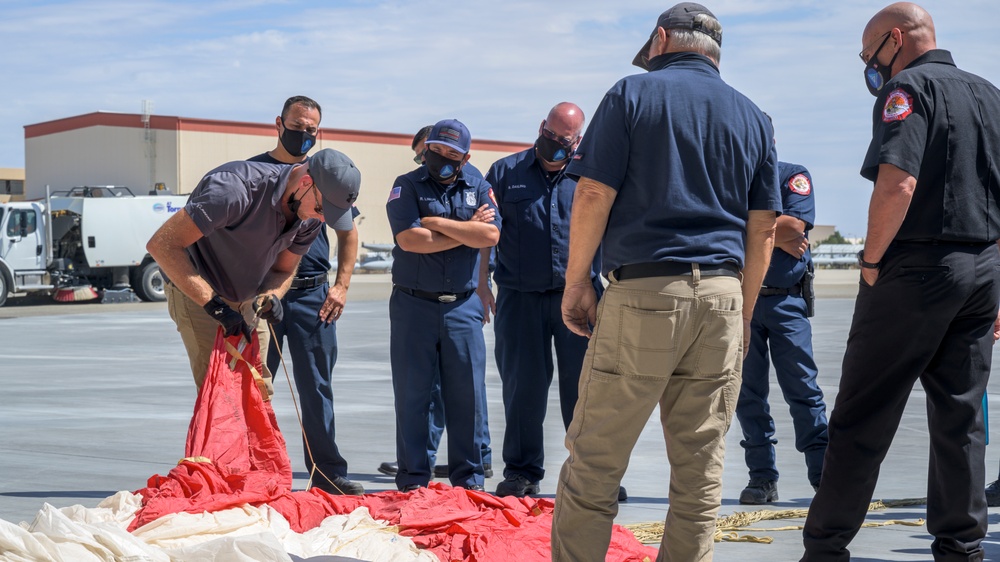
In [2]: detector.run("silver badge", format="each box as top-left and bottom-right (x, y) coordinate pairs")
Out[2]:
(465, 191), (477, 207)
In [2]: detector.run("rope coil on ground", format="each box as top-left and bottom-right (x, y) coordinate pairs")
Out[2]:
(624, 498), (929, 545)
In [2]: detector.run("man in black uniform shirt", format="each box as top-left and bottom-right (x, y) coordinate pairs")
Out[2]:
(801, 3), (1000, 561)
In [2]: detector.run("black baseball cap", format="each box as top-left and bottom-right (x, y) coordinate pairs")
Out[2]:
(632, 3), (723, 70)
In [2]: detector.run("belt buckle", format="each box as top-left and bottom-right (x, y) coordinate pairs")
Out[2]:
(437, 294), (457, 303)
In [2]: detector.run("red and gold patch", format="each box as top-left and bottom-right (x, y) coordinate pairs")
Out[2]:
(788, 173), (811, 195)
(882, 88), (914, 122)
(488, 188), (498, 207)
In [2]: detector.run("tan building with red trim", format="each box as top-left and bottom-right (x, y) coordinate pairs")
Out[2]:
(24, 112), (530, 246)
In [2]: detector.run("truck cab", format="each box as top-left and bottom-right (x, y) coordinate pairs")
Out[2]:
(0, 201), (50, 306)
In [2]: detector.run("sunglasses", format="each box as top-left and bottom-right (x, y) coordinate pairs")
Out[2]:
(541, 127), (578, 148)
(412, 149), (426, 164)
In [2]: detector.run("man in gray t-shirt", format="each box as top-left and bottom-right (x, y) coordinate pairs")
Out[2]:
(147, 148), (360, 397)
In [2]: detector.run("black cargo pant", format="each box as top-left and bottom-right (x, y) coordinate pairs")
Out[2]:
(802, 242), (999, 562)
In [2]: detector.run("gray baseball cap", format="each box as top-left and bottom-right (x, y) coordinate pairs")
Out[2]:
(308, 148), (361, 230)
(632, 3), (723, 70)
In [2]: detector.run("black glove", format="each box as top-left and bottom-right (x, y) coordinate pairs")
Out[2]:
(203, 296), (252, 341)
(253, 294), (284, 324)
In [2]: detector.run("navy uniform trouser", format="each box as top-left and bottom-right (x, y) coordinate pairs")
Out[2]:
(802, 243), (998, 562)
(495, 286), (588, 483)
(427, 362), (493, 468)
(390, 288), (486, 489)
(736, 292), (828, 487)
(266, 283), (348, 479)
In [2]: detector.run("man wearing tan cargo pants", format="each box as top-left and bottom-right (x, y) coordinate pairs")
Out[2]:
(148, 148), (361, 396)
(550, 3), (780, 561)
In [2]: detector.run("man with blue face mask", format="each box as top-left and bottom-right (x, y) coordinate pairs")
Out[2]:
(386, 119), (501, 491)
(801, 3), (1000, 560)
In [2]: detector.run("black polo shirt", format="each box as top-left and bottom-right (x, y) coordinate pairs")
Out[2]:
(862, 49), (1000, 242)
(566, 52), (781, 275)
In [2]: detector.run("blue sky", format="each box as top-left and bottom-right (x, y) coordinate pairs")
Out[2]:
(0, 0), (997, 237)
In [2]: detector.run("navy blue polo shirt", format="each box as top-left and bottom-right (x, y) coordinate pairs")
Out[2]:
(487, 148), (599, 292)
(764, 162), (815, 288)
(185, 160), (322, 302)
(566, 52), (781, 275)
(386, 166), (501, 293)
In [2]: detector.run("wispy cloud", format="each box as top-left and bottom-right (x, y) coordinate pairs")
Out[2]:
(0, 0), (997, 236)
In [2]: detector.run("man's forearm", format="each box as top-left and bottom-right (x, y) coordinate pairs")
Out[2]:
(566, 178), (617, 285)
(152, 246), (215, 306)
(741, 211), (778, 321)
(396, 228), (463, 254)
(258, 252), (302, 300)
(333, 227), (358, 290)
(863, 164), (917, 263)
(425, 218), (499, 249)
(478, 247), (492, 286)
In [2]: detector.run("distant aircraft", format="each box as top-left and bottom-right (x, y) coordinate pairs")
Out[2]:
(357, 242), (394, 272)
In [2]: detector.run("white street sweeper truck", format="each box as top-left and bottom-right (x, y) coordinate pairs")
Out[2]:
(0, 186), (188, 306)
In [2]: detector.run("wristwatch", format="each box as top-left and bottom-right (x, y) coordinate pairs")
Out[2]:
(857, 250), (881, 270)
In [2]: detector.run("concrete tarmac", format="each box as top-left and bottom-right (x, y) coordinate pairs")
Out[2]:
(3, 269), (1000, 560)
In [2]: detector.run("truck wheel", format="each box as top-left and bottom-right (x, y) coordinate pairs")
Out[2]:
(0, 271), (8, 307)
(133, 262), (166, 302)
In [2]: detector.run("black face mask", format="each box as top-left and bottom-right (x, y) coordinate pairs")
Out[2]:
(535, 135), (572, 164)
(288, 185), (322, 218)
(280, 119), (317, 157)
(424, 149), (463, 182)
(863, 34), (899, 97)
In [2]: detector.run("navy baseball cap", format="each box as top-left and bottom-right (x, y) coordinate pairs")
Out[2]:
(307, 148), (361, 230)
(632, 3), (723, 70)
(425, 119), (471, 154)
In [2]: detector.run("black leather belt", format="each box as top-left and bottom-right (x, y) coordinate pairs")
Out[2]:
(759, 285), (801, 297)
(613, 261), (740, 281)
(894, 239), (994, 248)
(290, 273), (328, 290)
(397, 286), (474, 303)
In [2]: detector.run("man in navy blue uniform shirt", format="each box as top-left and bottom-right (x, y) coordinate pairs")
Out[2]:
(377, 126), (494, 481)
(802, 4), (1000, 560)
(248, 96), (364, 496)
(480, 102), (607, 499)
(550, 4), (780, 560)
(386, 119), (500, 491)
(735, 159), (828, 504)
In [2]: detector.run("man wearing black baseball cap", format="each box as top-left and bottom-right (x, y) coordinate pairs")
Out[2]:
(551, 3), (778, 561)
(148, 148), (361, 401)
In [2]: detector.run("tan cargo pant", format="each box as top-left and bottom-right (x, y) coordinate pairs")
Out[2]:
(165, 281), (274, 397)
(551, 269), (743, 562)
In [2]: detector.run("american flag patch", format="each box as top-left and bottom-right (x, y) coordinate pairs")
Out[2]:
(387, 186), (402, 203)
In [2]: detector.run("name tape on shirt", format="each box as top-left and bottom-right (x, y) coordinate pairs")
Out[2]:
(387, 186), (401, 203)
(882, 88), (914, 123)
(788, 173), (811, 195)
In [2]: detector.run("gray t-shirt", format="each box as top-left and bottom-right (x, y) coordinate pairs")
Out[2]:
(184, 160), (321, 302)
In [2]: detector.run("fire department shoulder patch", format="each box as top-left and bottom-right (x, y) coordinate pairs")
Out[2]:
(882, 88), (914, 122)
(788, 173), (811, 195)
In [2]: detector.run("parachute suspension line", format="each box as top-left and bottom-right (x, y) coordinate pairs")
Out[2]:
(266, 321), (345, 495)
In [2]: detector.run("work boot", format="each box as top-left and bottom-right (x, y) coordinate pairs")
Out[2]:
(313, 475), (364, 496)
(495, 474), (540, 497)
(739, 478), (778, 505)
(377, 461), (397, 476)
(434, 463), (493, 479)
(986, 480), (1000, 507)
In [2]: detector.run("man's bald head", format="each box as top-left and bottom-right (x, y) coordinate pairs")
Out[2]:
(863, 2), (936, 74)
(546, 102), (585, 135)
